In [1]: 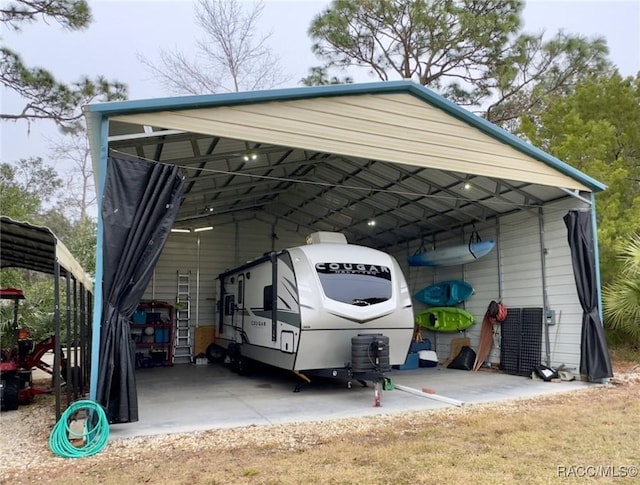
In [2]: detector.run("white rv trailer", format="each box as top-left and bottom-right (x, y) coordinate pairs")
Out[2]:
(214, 232), (414, 379)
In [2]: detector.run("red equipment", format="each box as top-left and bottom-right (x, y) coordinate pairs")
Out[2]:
(0, 288), (67, 411)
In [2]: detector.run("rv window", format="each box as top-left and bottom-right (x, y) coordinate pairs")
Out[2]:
(263, 286), (273, 311)
(224, 295), (235, 316)
(238, 279), (243, 305)
(315, 263), (392, 305)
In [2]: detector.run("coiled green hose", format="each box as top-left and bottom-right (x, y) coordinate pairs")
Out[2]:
(49, 399), (109, 458)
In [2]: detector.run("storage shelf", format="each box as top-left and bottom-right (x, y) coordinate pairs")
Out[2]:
(130, 302), (174, 366)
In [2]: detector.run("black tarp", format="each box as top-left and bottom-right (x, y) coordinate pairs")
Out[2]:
(564, 210), (613, 382)
(97, 156), (184, 422)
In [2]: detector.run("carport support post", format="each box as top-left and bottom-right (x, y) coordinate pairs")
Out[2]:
(590, 194), (604, 324)
(496, 218), (503, 300)
(590, 195), (608, 385)
(65, 272), (72, 404)
(53, 259), (61, 420)
(89, 117), (109, 402)
(538, 207), (551, 366)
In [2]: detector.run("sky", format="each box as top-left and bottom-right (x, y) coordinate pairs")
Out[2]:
(1, 0), (639, 166)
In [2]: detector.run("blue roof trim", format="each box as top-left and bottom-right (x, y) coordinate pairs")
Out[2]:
(85, 82), (406, 114)
(86, 80), (605, 192)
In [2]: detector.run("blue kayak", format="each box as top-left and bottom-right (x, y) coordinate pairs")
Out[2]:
(408, 240), (496, 267)
(414, 280), (475, 306)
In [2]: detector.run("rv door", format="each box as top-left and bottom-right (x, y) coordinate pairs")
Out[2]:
(236, 273), (246, 343)
(222, 291), (235, 339)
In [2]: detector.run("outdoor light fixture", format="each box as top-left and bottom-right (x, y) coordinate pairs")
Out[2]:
(243, 152), (258, 162)
(170, 228), (191, 233)
(463, 182), (472, 190)
(367, 220), (376, 227)
(193, 226), (214, 233)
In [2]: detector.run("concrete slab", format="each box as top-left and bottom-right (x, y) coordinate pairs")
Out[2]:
(108, 363), (595, 440)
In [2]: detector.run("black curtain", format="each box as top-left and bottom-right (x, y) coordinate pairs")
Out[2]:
(563, 210), (613, 382)
(97, 156), (185, 423)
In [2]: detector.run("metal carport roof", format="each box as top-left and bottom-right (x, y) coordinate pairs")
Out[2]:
(84, 80), (605, 250)
(0, 216), (93, 290)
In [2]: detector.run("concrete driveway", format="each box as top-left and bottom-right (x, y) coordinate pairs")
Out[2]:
(108, 362), (595, 440)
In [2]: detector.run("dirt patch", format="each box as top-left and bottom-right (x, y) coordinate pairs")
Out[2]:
(613, 358), (640, 375)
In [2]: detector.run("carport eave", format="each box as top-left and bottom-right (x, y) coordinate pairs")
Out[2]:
(84, 81), (415, 116)
(84, 81), (605, 194)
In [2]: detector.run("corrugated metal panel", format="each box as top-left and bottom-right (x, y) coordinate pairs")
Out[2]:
(142, 221), (309, 358)
(541, 198), (589, 370)
(156, 139), (196, 162)
(397, 206), (584, 370)
(500, 212), (544, 307)
(144, 199), (586, 369)
(393, 225), (501, 361)
(460, 225), (500, 361)
(110, 93), (590, 191)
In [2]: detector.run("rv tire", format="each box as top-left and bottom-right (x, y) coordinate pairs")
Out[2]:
(205, 343), (225, 363)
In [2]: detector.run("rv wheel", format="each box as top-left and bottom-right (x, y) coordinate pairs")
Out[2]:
(205, 343), (225, 363)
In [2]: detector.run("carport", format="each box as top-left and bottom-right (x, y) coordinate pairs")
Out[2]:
(84, 80), (612, 426)
(0, 216), (93, 419)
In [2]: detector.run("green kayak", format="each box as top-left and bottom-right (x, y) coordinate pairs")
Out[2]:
(415, 307), (475, 332)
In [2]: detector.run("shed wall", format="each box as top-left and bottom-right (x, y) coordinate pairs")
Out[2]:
(143, 197), (587, 371)
(142, 221), (306, 332)
(393, 197), (588, 372)
(541, 199), (587, 370)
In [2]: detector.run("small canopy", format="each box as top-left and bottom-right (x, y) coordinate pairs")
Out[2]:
(0, 216), (93, 291)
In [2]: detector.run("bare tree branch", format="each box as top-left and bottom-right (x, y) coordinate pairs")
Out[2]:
(138, 0), (289, 95)
(47, 131), (96, 222)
